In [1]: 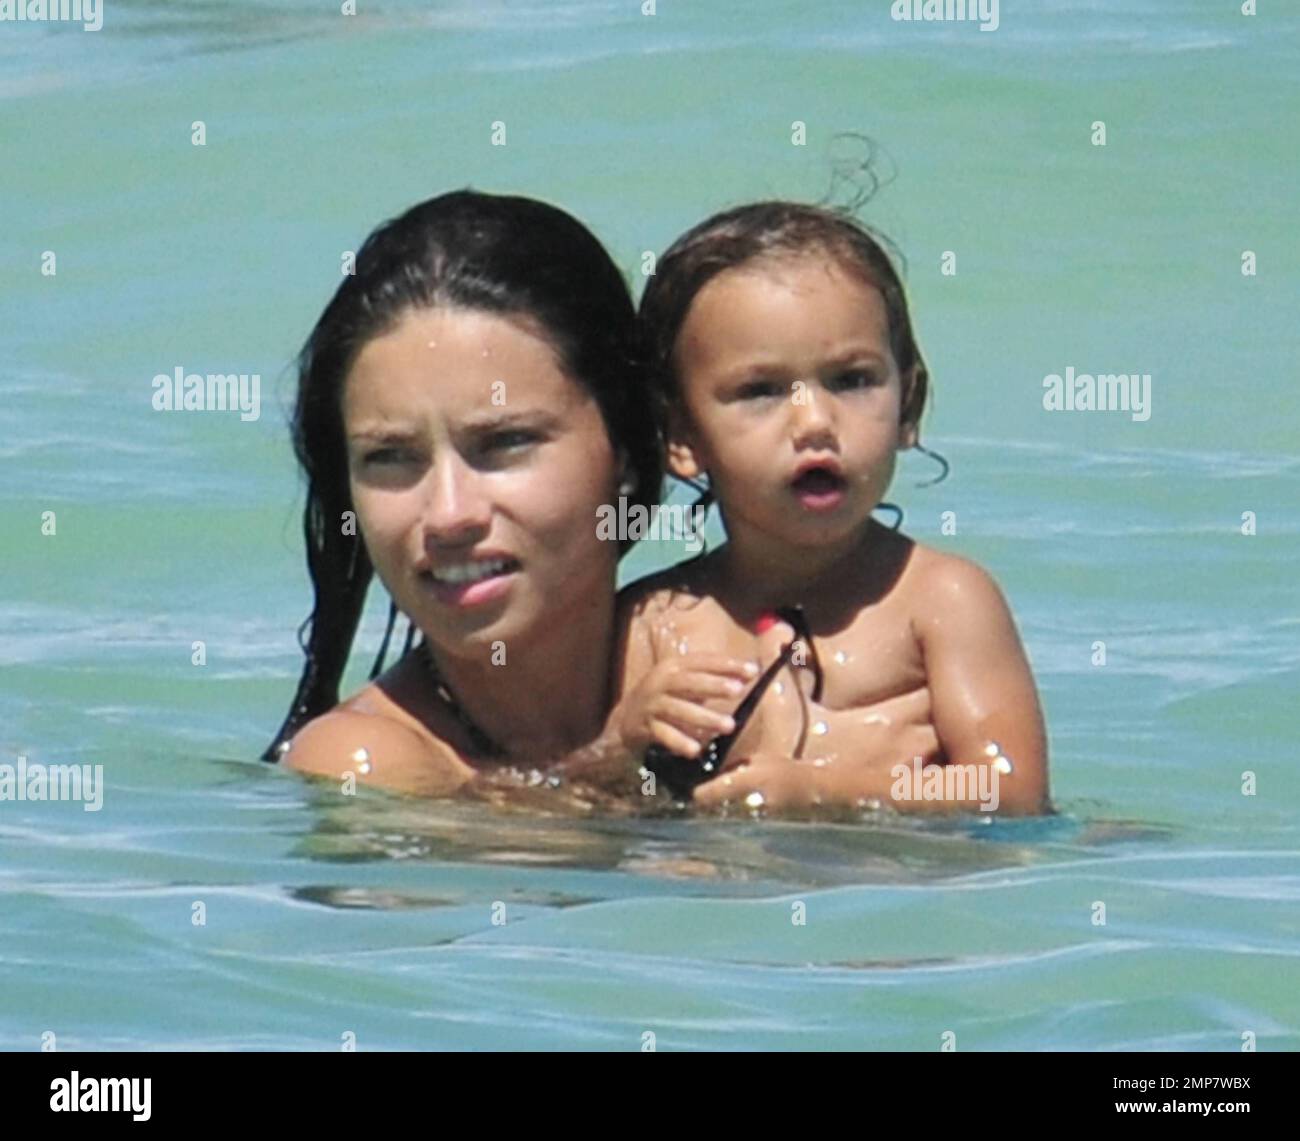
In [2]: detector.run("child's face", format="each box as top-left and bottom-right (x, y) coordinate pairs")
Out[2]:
(343, 306), (621, 658)
(669, 254), (916, 549)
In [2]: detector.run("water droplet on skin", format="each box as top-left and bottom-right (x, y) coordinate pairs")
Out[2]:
(994, 755), (1013, 775)
(426, 340), (438, 349)
(676, 640), (689, 655)
(773, 681), (784, 696)
(744, 791), (765, 809)
(351, 747), (372, 775)
(833, 650), (849, 665)
(863, 714), (889, 727)
(811, 720), (829, 736)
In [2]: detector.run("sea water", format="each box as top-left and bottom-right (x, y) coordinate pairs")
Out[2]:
(1, 0), (1297, 1050)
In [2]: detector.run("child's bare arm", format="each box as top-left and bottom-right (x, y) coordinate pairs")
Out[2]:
(609, 591), (757, 760)
(694, 556), (1050, 816)
(912, 555), (1050, 814)
(549, 587), (756, 788)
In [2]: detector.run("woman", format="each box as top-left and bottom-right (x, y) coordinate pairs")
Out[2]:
(262, 190), (662, 796)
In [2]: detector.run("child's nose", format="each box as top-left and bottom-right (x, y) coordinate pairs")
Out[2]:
(789, 387), (837, 449)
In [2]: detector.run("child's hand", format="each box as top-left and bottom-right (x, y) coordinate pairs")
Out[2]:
(613, 654), (759, 760)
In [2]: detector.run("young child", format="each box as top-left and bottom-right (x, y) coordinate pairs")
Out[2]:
(609, 202), (1050, 815)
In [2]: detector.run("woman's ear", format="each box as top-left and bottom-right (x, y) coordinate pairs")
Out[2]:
(613, 449), (637, 497)
(664, 405), (703, 481)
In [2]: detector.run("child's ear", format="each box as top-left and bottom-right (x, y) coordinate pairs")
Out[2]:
(664, 405), (703, 481)
(900, 421), (919, 450)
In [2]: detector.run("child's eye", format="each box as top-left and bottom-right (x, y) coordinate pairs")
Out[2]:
(736, 379), (786, 400)
(829, 369), (881, 392)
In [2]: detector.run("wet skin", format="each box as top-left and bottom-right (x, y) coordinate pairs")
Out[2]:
(613, 256), (1050, 815)
(284, 306), (625, 796)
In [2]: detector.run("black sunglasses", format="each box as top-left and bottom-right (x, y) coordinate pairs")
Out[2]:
(642, 605), (823, 801)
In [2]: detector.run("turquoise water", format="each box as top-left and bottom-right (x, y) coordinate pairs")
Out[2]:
(2, 0), (1298, 1050)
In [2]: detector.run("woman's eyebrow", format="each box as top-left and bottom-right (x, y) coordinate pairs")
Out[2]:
(458, 409), (562, 432)
(347, 425), (420, 444)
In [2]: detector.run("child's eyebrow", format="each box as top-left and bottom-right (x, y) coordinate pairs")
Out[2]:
(717, 346), (892, 382)
(821, 346), (891, 369)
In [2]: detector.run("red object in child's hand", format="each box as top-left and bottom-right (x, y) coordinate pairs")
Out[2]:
(754, 611), (779, 635)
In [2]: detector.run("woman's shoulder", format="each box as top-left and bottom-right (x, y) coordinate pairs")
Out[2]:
(281, 687), (475, 796)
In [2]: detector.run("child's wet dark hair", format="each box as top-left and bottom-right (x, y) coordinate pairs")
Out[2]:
(638, 200), (930, 429)
(262, 189), (663, 761)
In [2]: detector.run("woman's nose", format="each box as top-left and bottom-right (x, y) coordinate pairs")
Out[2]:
(421, 456), (491, 544)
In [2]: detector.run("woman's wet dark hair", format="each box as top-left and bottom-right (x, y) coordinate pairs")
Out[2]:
(638, 200), (947, 522)
(262, 189), (663, 762)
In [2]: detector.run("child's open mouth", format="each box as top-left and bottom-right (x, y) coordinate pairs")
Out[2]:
(790, 465), (848, 512)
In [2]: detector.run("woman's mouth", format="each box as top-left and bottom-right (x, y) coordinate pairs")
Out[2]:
(421, 556), (521, 607)
(790, 466), (848, 512)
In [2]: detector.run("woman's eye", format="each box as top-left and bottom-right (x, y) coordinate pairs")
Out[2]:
(485, 429), (538, 451)
(364, 447), (413, 465)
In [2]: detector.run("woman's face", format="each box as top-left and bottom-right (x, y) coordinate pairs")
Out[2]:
(343, 306), (621, 661)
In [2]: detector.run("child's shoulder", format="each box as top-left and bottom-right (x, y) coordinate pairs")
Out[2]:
(902, 539), (1007, 599)
(894, 537), (1016, 635)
